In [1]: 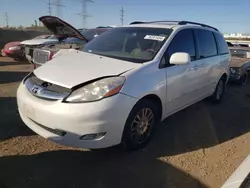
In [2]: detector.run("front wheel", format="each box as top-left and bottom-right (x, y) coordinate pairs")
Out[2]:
(239, 73), (248, 86)
(210, 78), (225, 103)
(121, 99), (158, 151)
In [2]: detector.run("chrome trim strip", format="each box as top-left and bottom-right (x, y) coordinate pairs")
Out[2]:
(25, 78), (69, 101)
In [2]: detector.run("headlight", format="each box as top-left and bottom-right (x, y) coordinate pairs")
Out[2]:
(9, 46), (21, 51)
(230, 68), (236, 74)
(230, 67), (241, 74)
(65, 77), (126, 102)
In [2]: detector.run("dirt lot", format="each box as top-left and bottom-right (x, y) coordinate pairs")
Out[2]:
(0, 57), (250, 188)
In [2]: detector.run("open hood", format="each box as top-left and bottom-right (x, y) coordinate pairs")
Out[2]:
(39, 16), (88, 42)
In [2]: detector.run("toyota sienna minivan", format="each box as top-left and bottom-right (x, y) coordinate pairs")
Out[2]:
(17, 20), (230, 151)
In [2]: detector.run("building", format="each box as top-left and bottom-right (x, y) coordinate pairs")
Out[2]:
(224, 33), (250, 39)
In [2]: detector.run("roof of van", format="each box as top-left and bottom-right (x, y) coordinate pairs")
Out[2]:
(124, 21), (220, 33)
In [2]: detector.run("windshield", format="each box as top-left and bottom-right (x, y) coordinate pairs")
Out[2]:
(83, 27), (172, 63)
(230, 49), (250, 59)
(81, 29), (107, 41)
(227, 42), (234, 47)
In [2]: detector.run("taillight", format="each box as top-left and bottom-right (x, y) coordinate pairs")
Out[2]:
(48, 51), (54, 60)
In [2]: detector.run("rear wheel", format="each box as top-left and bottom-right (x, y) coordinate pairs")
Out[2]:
(122, 99), (158, 151)
(210, 77), (225, 103)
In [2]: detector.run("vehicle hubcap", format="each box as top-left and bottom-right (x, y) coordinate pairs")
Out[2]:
(216, 80), (224, 99)
(130, 108), (154, 144)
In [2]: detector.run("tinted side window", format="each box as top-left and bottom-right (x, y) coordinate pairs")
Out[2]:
(167, 29), (196, 61)
(215, 33), (229, 55)
(196, 29), (217, 58)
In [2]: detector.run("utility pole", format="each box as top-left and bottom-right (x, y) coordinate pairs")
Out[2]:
(76, 0), (93, 29)
(52, 0), (65, 18)
(4, 13), (9, 28)
(48, 0), (52, 15)
(120, 6), (124, 26)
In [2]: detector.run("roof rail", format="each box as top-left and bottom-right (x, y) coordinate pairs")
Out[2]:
(129, 21), (180, 25)
(129, 20), (219, 31)
(129, 21), (147, 25)
(178, 21), (219, 31)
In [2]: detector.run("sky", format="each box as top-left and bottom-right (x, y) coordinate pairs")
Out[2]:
(0, 0), (250, 33)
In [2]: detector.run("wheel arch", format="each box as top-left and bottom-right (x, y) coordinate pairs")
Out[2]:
(137, 94), (163, 122)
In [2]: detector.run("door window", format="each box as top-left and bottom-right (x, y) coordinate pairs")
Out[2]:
(214, 33), (229, 55)
(166, 29), (196, 63)
(196, 29), (218, 58)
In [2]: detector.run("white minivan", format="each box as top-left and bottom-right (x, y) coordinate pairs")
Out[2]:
(17, 21), (230, 150)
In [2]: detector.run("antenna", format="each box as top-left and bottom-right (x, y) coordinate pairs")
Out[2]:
(4, 13), (9, 28)
(76, 0), (93, 29)
(120, 6), (124, 26)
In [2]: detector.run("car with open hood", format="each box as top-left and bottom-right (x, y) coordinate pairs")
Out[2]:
(17, 20), (230, 151)
(33, 28), (111, 68)
(32, 16), (113, 67)
(229, 47), (250, 85)
(21, 33), (58, 63)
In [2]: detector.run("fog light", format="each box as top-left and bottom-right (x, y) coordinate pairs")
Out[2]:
(80, 132), (106, 140)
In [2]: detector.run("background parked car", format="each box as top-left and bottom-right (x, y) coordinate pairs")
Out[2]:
(1, 41), (24, 60)
(229, 47), (250, 85)
(32, 16), (112, 68)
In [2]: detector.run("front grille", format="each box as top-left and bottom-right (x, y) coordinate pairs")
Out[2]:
(30, 118), (66, 136)
(25, 74), (71, 100)
(33, 49), (51, 65)
(28, 75), (71, 94)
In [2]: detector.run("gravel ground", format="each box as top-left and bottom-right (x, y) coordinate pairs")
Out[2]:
(0, 57), (250, 188)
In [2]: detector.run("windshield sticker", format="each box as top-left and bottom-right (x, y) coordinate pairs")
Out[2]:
(144, 35), (165, 41)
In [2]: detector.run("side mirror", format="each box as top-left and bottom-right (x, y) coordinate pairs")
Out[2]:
(170, 52), (191, 65)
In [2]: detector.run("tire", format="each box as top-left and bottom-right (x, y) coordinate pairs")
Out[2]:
(239, 73), (248, 86)
(121, 99), (159, 151)
(210, 77), (226, 103)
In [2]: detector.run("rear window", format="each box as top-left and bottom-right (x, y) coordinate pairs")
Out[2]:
(196, 29), (218, 58)
(215, 33), (229, 55)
